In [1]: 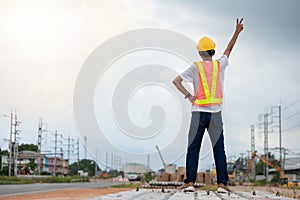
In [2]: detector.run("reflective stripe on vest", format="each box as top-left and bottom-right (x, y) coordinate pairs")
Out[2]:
(193, 60), (223, 106)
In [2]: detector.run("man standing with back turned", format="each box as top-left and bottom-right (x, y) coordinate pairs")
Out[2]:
(173, 18), (244, 193)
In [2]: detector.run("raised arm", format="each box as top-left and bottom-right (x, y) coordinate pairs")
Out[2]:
(223, 18), (244, 58)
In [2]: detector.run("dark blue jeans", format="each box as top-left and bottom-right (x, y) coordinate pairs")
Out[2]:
(184, 111), (229, 185)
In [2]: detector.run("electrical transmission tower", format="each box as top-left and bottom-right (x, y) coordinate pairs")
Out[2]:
(258, 111), (269, 182)
(64, 135), (75, 176)
(12, 111), (21, 176)
(52, 130), (63, 176)
(271, 105), (282, 168)
(8, 111), (13, 176)
(263, 113), (269, 182)
(4, 110), (21, 176)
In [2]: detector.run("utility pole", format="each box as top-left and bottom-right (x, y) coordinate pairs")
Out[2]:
(240, 153), (244, 171)
(37, 118), (42, 175)
(13, 112), (20, 176)
(54, 131), (57, 176)
(114, 155), (119, 171)
(111, 153), (113, 170)
(95, 149), (97, 176)
(105, 151), (108, 171)
(279, 106), (282, 168)
(67, 135), (70, 165)
(71, 138), (75, 159)
(271, 105), (282, 168)
(246, 150), (251, 164)
(115, 155), (118, 171)
(264, 113), (269, 182)
(65, 136), (75, 176)
(37, 118), (43, 156)
(14, 145), (18, 176)
(84, 136), (87, 160)
(4, 110), (20, 176)
(147, 154), (150, 171)
(282, 148), (287, 170)
(9, 111), (13, 176)
(51, 131), (63, 176)
(37, 118), (46, 175)
(77, 139), (80, 172)
(119, 157), (122, 171)
(13, 113), (17, 176)
(250, 125), (256, 180)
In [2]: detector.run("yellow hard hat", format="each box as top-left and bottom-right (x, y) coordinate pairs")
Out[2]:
(196, 36), (216, 51)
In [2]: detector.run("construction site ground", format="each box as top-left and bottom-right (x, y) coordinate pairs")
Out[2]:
(0, 185), (299, 200)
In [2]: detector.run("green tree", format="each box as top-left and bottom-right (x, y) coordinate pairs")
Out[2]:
(143, 172), (154, 183)
(27, 158), (36, 171)
(234, 157), (243, 171)
(0, 166), (9, 176)
(69, 159), (101, 177)
(0, 149), (8, 156)
(18, 144), (38, 152)
(0, 148), (9, 174)
(256, 160), (264, 175)
(69, 162), (79, 176)
(255, 153), (280, 178)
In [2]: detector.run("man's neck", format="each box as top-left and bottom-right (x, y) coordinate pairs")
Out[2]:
(202, 56), (212, 61)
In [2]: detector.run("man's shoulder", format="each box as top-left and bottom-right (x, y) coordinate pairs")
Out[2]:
(180, 63), (198, 82)
(181, 63), (197, 75)
(216, 55), (228, 62)
(216, 55), (228, 69)
(186, 62), (197, 70)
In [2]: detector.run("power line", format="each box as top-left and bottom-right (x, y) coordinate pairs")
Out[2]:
(286, 149), (300, 156)
(282, 110), (300, 122)
(283, 122), (300, 132)
(282, 98), (300, 111)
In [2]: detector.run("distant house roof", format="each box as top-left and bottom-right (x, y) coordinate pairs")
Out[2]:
(284, 157), (300, 171)
(18, 150), (41, 159)
(269, 157), (300, 172)
(285, 157), (300, 167)
(123, 163), (150, 173)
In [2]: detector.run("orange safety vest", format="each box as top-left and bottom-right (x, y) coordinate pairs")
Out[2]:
(193, 60), (223, 106)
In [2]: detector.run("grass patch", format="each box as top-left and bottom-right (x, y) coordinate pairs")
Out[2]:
(0, 179), (27, 184)
(198, 184), (218, 191)
(0, 176), (89, 184)
(0, 176), (24, 184)
(250, 179), (267, 186)
(112, 183), (142, 188)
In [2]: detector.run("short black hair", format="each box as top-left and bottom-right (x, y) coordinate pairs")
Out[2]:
(199, 49), (215, 57)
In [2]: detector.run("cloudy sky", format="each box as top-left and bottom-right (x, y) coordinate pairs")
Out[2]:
(0, 0), (300, 171)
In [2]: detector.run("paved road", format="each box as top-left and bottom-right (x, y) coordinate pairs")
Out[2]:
(0, 180), (121, 196)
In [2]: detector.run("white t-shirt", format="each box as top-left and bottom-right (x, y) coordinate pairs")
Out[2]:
(180, 55), (228, 113)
